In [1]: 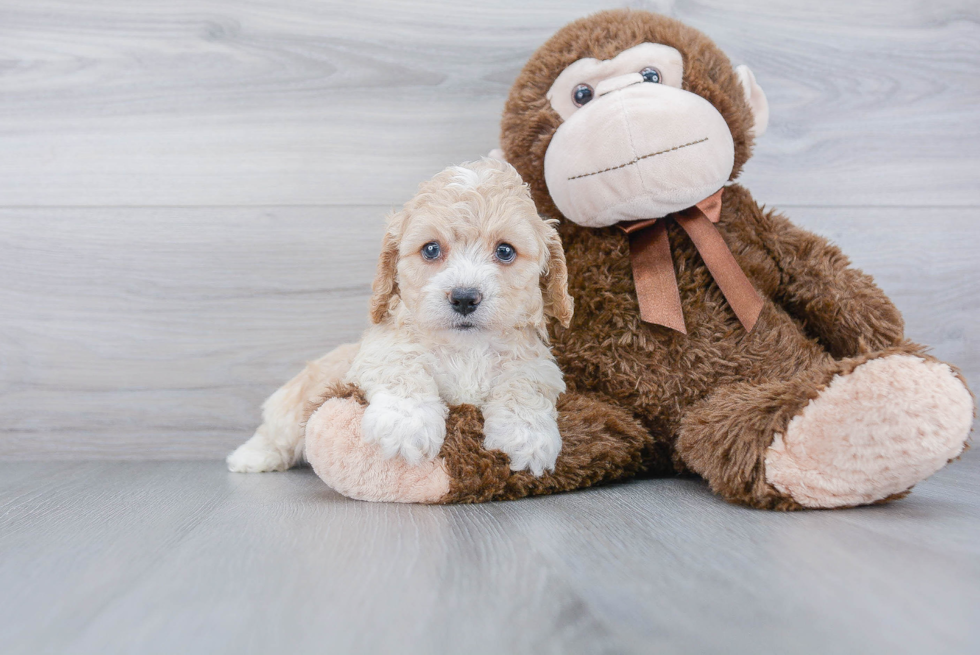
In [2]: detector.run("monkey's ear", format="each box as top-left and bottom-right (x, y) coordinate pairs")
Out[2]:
(541, 221), (574, 328)
(735, 65), (769, 138)
(368, 212), (405, 324)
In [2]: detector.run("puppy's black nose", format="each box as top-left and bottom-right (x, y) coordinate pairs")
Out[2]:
(449, 287), (482, 316)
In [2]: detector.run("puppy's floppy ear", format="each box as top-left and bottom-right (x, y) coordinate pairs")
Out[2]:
(540, 219), (574, 328)
(368, 211), (405, 324)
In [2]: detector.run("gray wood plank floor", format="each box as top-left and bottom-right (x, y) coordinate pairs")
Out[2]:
(2, 455), (978, 654)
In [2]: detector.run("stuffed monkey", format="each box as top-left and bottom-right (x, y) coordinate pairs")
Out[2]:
(303, 9), (973, 509)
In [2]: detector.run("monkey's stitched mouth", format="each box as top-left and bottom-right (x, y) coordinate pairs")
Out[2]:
(567, 137), (709, 181)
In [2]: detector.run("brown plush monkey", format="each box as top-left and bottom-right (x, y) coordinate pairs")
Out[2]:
(305, 9), (973, 509)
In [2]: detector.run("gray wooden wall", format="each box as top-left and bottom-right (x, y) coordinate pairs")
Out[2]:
(1, 0), (977, 459)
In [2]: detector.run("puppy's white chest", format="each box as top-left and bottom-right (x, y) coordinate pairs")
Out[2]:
(429, 345), (497, 406)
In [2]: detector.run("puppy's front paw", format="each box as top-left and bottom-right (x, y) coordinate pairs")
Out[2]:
(361, 393), (448, 465)
(483, 409), (562, 477)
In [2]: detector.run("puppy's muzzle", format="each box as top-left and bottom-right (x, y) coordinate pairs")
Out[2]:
(449, 287), (482, 316)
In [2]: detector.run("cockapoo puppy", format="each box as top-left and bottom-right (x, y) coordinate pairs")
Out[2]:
(227, 159), (574, 476)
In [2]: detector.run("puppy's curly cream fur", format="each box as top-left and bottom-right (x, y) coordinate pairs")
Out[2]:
(228, 159), (573, 476)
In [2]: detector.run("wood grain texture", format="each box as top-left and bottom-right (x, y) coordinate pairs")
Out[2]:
(1, 457), (978, 654)
(0, 0), (976, 206)
(0, 206), (385, 457)
(1, 205), (977, 458)
(0, 0), (977, 458)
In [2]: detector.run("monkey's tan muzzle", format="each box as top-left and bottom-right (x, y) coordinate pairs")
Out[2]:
(544, 82), (736, 228)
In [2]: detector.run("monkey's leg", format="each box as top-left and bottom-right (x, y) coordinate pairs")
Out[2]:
(675, 345), (973, 510)
(304, 389), (653, 503)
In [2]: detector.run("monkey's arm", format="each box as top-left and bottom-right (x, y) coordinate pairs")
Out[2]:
(751, 205), (904, 358)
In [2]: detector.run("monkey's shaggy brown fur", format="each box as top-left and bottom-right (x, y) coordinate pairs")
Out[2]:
(440, 392), (653, 503)
(494, 9), (960, 509)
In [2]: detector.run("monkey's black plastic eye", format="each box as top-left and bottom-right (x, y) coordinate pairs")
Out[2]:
(640, 67), (662, 83)
(572, 84), (594, 107)
(421, 241), (441, 260)
(495, 243), (516, 263)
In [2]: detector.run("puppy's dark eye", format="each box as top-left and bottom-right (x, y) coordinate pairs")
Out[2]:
(572, 84), (594, 107)
(421, 241), (441, 260)
(640, 67), (661, 83)
(495, 243), (516, 263)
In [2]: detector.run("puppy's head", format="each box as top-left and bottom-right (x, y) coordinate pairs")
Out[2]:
(369, 159), (573, 335)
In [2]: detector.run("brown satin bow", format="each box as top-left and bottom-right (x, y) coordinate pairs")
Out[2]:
(619, 188), (763, 334)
